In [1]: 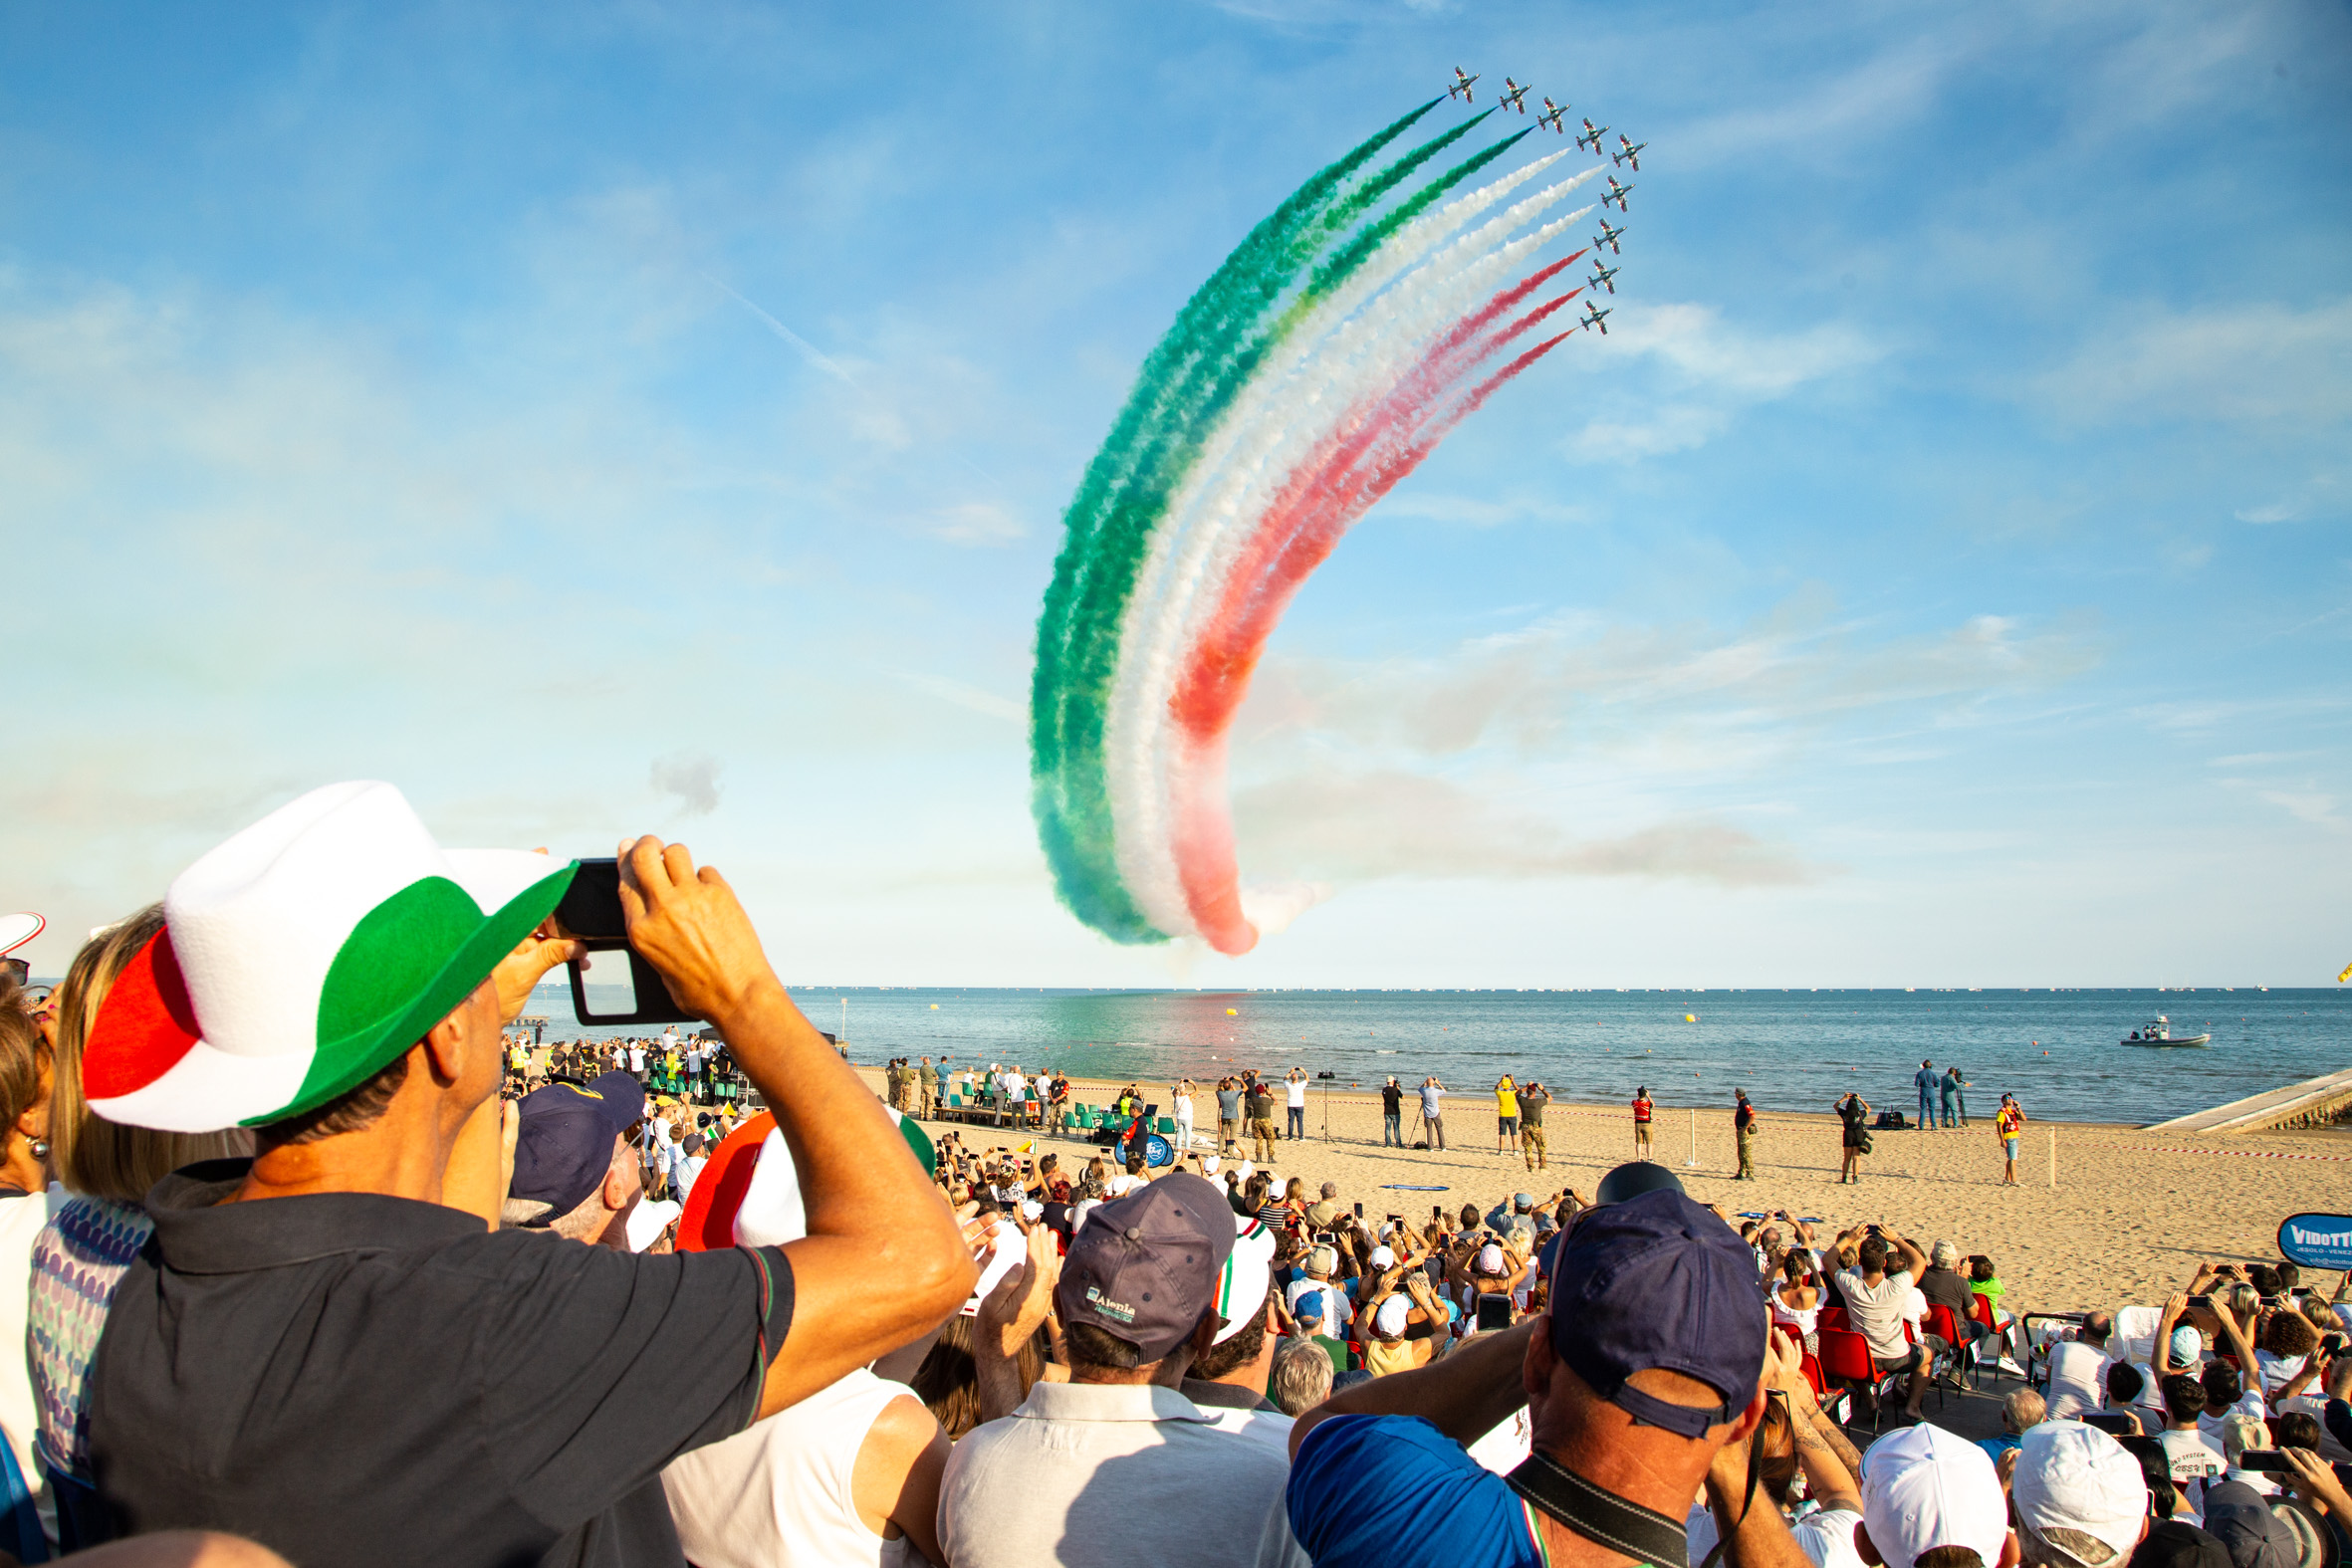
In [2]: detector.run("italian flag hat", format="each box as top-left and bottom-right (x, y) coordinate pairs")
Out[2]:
(676, 1108), (936, 1251)
(82, 781), (578, 1132)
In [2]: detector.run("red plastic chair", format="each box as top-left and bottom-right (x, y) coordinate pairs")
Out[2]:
(1924, 1303), (1968, 1403)
(1821, 1304), (1852, 1335)
(1816, 1327), (1897, 1434)
(1799, 1351), (1829, 1402)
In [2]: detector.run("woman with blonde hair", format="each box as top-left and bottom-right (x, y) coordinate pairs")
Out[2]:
(27, 908), (248, 1549)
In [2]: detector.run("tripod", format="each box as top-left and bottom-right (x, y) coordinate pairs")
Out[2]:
(1319, 1077), (1334, 1143)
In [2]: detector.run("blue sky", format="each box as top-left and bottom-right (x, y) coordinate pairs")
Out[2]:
(3, 0), (2346, 987)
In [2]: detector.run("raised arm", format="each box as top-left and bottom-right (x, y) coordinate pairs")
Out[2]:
(1290, 1317), (1538, 1458)
(2154, 1294), (2189, 1378)
(1886, 1230), (1928, 1279)
(619, 837), (976, 1418)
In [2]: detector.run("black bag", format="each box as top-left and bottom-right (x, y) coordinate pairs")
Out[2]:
(1875, 1110), (1907, 1130)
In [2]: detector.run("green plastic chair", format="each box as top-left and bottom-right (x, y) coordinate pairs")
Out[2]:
(1155, 1117), (1175, 1135)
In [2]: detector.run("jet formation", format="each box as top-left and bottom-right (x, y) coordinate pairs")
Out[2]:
(1445, 71), (1641, 337)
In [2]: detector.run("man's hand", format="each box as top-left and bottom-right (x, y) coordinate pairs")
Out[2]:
(2279, 1448), (2352, 1521)
(612, 836), (781, 1024)
(491, 920), (585, 1023)
(977, 1224), (1058, 1361)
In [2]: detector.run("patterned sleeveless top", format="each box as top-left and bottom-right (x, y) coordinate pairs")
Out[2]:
(28, 1196), (154, 1477)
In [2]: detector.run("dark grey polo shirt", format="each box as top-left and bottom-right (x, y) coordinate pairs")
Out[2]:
(90, 1160), (793, 1568)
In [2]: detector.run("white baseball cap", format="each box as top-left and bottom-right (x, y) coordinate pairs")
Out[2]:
(1374, 1294), (1411, 1337)
(1368, 1244), (1396, 1269)
(2012, 1422), (2149, 1568)
(1860, 1421), (2012, 1568)
(1212, 1215), (1278, 1346)
(1476, 1242), (1508, 1274)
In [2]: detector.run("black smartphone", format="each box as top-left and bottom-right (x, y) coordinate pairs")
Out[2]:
(2081, 1412), (2139, 1437)
(2187, 1294), (2212, 1308)
(1476, 1293), (1514, 1332)
(2234, 1452), (2294, 1473)
(556, 859), (695, 1025)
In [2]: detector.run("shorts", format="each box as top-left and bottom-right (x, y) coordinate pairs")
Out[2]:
(1498, 1116), (1518, 1134)
(1874, 1344), (1926, 1376)
(1634, 1121), (1652, 1138)
(2003, 1138), (2019, 1158)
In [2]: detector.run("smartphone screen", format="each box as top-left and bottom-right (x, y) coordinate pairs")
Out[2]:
(1476, 1294), (1514, 1332)
(1353, 1202), (1364, 1219)
(2187, 1294), (2212, 1307)
(2081, 1412), (2138, 1437)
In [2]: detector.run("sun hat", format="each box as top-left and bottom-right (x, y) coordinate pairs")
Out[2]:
(673, 1108), (936, 1252)
(1055, 1173), (1235, 1362)
(1211, 1215), (1277, 1345)
(1862, 1422), (2013, 1568)
(2012, 1422), (2150, 1568)
(1543, 1187), (1765, 1440)
(80, 782), (579, 1131)
(510, 1070), (646, 1217)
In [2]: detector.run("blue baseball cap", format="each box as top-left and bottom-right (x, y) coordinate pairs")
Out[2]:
(1546, 1187), (1765, 1439)
(511, 1069), (646, 1217)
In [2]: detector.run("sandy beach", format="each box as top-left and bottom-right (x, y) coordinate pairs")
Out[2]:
(863, 1068), (2352, 1320)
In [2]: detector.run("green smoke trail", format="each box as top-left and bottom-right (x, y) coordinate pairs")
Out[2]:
(1030, 107), (1534, 944)
(1030, 103), (1442, 942)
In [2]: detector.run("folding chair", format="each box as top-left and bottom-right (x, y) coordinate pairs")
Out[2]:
(1923, 1304), (1969, 1405)
(1816, 1327), (1902, 1435)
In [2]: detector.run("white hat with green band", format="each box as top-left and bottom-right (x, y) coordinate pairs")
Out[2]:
(83, 781), (579, 1132)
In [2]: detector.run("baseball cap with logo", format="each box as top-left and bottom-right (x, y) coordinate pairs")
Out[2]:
(2012, 1421), (2150, 1568)
(1055, 1173), (1235, 1362)
(1543, 1187), (1764, 1440)
(1860, 1421), (2013, 1568)
(80, 782), (578, 1131)
(510, 1070), (646, 1217)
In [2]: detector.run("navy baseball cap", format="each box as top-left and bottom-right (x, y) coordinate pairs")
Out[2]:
(511, 1069), (645, 1217)
(1056, 1173), (1236, 1362)
(1593, 1160), (1685, 1206)
(1546, 1187), (1765, 1440)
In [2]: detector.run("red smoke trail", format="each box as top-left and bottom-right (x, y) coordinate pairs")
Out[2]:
(1165, 299), (1580, 952)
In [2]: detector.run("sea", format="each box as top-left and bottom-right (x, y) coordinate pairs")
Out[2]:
(527, 984), (2352, 1128)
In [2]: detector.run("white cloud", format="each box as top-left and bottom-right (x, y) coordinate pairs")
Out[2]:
(898, 673), (1024, 723)
(2032, 298), (2352, 429)
(649, 753), (724, 817)
(1232, 767), (1816, 888)
(921, 502), (1028, 547)
(1562, 302), (1880, 464)
(2234, 502), (2298, 524)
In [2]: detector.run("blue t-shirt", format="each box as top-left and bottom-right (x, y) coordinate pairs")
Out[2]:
(1289, 1414), (1542, 1568)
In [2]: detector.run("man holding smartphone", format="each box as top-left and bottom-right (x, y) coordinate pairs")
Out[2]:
(80, 785), (976, 1568)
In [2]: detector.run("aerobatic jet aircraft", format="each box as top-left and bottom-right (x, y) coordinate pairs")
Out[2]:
(1580, 303), (1612, 335)
(1575, 117), (1610, 153)
(1536, 97), (1568, 133)
(1586, 262), (1619, 294)
(1603, 175), (1634, 212)
(1613, 135), (1645, 171)
(1498, 77), (1530, 113)
(1448, 68), (1480, 103)
(1593, 220), (1625, 254)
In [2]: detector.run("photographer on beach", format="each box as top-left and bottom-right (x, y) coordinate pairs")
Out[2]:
(78, 784), (975, 1567)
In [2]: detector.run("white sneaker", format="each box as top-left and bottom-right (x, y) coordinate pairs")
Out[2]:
(1998, 1357), (2026, 1378)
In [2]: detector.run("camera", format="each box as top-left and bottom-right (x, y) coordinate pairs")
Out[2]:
(556, 858), (697, 1025)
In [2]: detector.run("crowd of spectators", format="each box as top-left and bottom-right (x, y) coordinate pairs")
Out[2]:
(0, 781), (2345, 1568)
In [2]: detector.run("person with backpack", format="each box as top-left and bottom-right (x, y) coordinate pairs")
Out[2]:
(1835, 1091), (1871, 1184)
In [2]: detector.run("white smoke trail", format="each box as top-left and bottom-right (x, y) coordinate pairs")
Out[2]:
(1106, 162), (1604, 940)
(1100, 151), (1581, 939)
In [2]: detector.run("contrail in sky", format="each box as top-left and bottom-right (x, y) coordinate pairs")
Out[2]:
(703, 274), (856, 384)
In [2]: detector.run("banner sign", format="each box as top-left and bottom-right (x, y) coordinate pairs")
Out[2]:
(2277, 1214), (2352, 1270)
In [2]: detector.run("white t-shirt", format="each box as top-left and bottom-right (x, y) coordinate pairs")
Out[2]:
(627, 1045), (646, 1072)
(1106, 1173), (1145, 1198)
(1834, 1267), (1916, 1360)
(0, 1190), (63, 1503)
(664, 1366), (921, 1568)
(1173, 1093), (1193, 1121)
(1004, 1073), (1028, 1101)
(2158, 1426), (2226, 1483)
(1286, 1078), (1307, 1108)
(2252, 1349), (2306, 1399)
(1287, 1278), (1352, 1332)
(2045, 1340), (2110, 1421)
